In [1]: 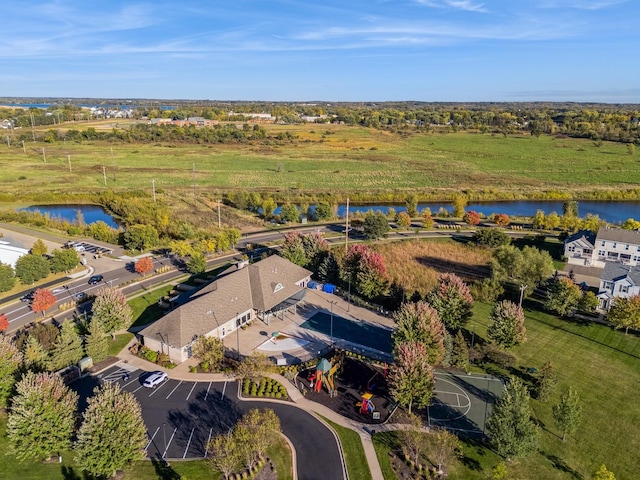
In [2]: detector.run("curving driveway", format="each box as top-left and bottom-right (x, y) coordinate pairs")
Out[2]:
(72, 365), (345, 480)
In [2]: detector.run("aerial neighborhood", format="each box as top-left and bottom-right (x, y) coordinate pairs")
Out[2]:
(1, 2), (639, 480)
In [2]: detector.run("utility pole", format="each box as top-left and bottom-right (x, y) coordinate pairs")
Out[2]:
(22, 140), (25, 154)
(217, 199), (221, 228)
(30, 112), (36, 141)
(42, 147), (46, 163)
(152, 179), (156, 203)
(102, 166), (107, 186)
(67, 154), (71, 172)
(192, 162), (196, 204)
(111, 146), (116, 181)
(345, 196), (350, 251)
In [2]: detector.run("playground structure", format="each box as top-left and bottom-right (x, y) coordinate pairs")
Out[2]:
(308, 351), (345, 398)
(357, 366), (388, 416)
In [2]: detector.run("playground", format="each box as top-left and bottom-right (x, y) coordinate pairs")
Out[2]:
(297, 353), (504, 433)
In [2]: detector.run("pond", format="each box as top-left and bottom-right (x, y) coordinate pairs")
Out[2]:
(21, 204), (119, 228)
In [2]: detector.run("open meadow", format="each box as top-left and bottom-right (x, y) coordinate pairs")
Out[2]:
(1, 123), (639, 201)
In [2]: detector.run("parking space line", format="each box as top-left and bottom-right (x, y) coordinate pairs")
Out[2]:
(220, 381), (227, 399)
(166, 381), (183, 399)
(203, 427), (213, 457)
(183, 428), (195, 459)
(185, 382), (197, 401)
(123, 375), (142, 389)
(162, 427), (177, 459)
(132, 385), (144, 394)
(145, 426), (160, 451)
(204, 382), (212, 401)
(148, 380), (170, 397)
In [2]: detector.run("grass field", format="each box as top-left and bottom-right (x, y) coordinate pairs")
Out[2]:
(1, 125), (638, 199)
(321, 416), (373, 480)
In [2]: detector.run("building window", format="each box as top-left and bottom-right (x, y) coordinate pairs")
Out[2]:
(602, 241), (606, 247)
(273, 283), (284, 293)
(626, 244), (630, 250)
(599, 250), (606, 256)
(613, 243), (617, 248)
(568, 246), (575, 252)
(604, 281), (613, 290)
(620, 285), (629, 293)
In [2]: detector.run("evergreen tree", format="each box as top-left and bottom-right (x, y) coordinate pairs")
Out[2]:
(23, 335), (48, 371)
(85, 317), (109, 363)
(553, 387), (582, 442)
(49, 320), (84, 371)
(7, 371), (78, 462)
(426, 273), (474, 331)
(0, 335), (23, 408)
(486, 377), (539, 461)
(536, 360), (557, 402)
(75, 382), (147, 478)
(451, 330), (470, 370)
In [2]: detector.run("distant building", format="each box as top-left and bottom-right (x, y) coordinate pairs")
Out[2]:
(564, 227), (640, 268)
(597, 262), (640, 310)
(0, 241), (28, 267)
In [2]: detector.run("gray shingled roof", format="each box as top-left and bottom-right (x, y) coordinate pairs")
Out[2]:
(597, 227), (640, 245)
(601, 262), (640, 284)
(565, 230), (595, 247)
(139, 255), (311, 347)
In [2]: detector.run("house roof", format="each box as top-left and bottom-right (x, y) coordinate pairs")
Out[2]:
(565, 230), (596, 248)
(139, 255), (311, 348)
(596, 227), (640, 245)
(601, 262), (640, 284)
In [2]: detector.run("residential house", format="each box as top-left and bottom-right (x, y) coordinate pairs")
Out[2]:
(597, 262), (640, 310)
(564, 227), (640, 268)
(138, 255), (312, 363)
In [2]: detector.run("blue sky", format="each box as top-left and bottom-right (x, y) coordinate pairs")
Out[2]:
(2, 0), (638, 102)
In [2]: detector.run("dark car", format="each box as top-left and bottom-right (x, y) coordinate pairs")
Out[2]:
(88, 275), (103, 285)
(20, 291), (34, 303)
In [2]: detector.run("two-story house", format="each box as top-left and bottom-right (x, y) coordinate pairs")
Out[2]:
(597, 262), (640, 310)
(564, 227), (640, 268)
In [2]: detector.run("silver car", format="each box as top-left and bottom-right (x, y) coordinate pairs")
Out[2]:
(142, 371), (168, 388)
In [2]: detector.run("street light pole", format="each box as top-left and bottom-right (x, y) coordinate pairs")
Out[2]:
(217, 199), (221, 228)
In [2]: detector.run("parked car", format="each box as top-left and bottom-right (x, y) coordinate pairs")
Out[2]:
(88, 274), (103, 285)
(143, 371), (168, 388)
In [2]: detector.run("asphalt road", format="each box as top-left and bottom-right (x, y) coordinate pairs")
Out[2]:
(72, 365), (345, 480)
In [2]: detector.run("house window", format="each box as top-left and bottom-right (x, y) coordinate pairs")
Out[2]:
(273, 283), (284, 293)
(568, 246), (575, 252)
(602, 241), (606, 247)
(599, 250), (606, 256)
(620, 285), (629, 293)
(613, 243), (617, 248)
(626, 244), (630, 250)
(604, 281), (613, 290)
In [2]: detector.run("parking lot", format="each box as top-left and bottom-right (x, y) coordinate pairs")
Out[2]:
(72, 364), (345, 478)
(65, 240), (112, 256)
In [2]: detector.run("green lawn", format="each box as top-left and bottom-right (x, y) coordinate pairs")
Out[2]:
(107, 332), (134, 356)
(1, 129), (638, 198)
(128, 286), (173, 329)
(321, 416), (373, 480)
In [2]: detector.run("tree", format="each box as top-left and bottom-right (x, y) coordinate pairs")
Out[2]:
(0, 335), (23, 408)
(187, 252), (207, 274)
(422, 210), (434, 229)
(123, 224), (159, 252)
(280, 232), (329, 270)
(621, 218), (640, 230)
(7, 371), (78, 462)
(627, 143), (636, 156)
(31, 288), (56, 317)
(494, 213), (510, 227)
(169, 239), (195, 257)
(49, 248), (80, 273)
(392, 301), (445, 365)
(363, 211), (390, 239)
(236, 408), (281, 469)
(487, 300), (527, 349)
(545, 277), (582, 316)
(15, 254), (50, 284)
(75, 382), (147, 478)
(192, 335), (224, 371)
(426, 273), (474, 331)
(30, 239), (48, 256)
(23, 335), (48, 371)
(607, 294), (640, 334)
(532, 210), (546, 230)
(0, 313), (8, 332)
(553, 387), (582, 442)
(314, 202), (333, 221)
(342, 244), (389, 299)
(406, 194), (418, 218)
(536, 360), (557, 401)
(491, 245), (554, 296)
(85, 316), (109, 363)
(578, 291), (599, 313)
(452, 195), (467, 217)
(91, 287), (133, 338)
(134, 256), (154, 275)
(473, 229), (510, 248)
(389, 341), (435, 414)
(592, 464), (616, 480)
(486, 377), (539, 461)
(236, 352), (274, 386)
(49, 320), (84, 371)
(429, 427), (462, 475)
(280, 203), (299, 223)
(400, 413), (427, 466)
(0, 262), (16, 292)
(318, 253), (341, 284)
(261, 197), (277, 219)
(563, 200), (579, 218)
(450, 330), (470, 370)
(395, 211), (411, 229)
(463, 210), (481, 225)
(207, 432), (242, 480)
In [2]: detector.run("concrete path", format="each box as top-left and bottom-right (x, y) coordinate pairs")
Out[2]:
(116, 339), (388, 480)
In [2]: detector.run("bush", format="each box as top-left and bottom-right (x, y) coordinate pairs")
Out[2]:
(483, 344), (517, 369)
(200, 361), (210, 372)
(142, 348), (158, 364)
(189, 365), (197, 373)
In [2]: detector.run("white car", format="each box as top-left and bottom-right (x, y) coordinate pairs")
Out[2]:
(142, 371), (168, 388)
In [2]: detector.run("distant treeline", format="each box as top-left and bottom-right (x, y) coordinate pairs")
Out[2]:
(2, 102), (640, 144)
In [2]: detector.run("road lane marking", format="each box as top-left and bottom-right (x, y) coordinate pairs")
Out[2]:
(220, 381), (227, 399)
(145, 426), (160, 451)
(166, 381), (183, 399)
(204, 382), (212, 401)
(183, 428), (195, 459)
(162, 427), (178, 459)
(185, 382), (197, 401)
(204, 428), (213, 457)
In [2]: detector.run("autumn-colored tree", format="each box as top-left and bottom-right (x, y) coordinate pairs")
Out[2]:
(0, 313), (9, 332)
(235, 408), (281, 470)
(91, 287), (133, 338)
(30, 239), (48, 256)
(192, 335), (224, 372)
(429, 427), (462, 475)
(342, 244), (389, 299)
(545, 277), (582, 316)
(452, 195), (467, 217)
(392, 301), (445, 365)
(134, 256), (154, 275)
(422, 210), (434, 229)
(206, 432), (241, 480)
(607, 294), (640, 334)
(0, 335), (23, 408)
(592, 464), (616, 480)
(396, 211), (411, 230)
(488, 300), (527, 349)
(463, 210), (481, 226)
(426, 273), (474, 331)
(389, 341), (435, 414)
(494, 213), (510, 227)
(31, 288), (56, 317)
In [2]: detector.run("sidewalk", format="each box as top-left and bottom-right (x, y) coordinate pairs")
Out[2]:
(116, 339), (389, 480)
